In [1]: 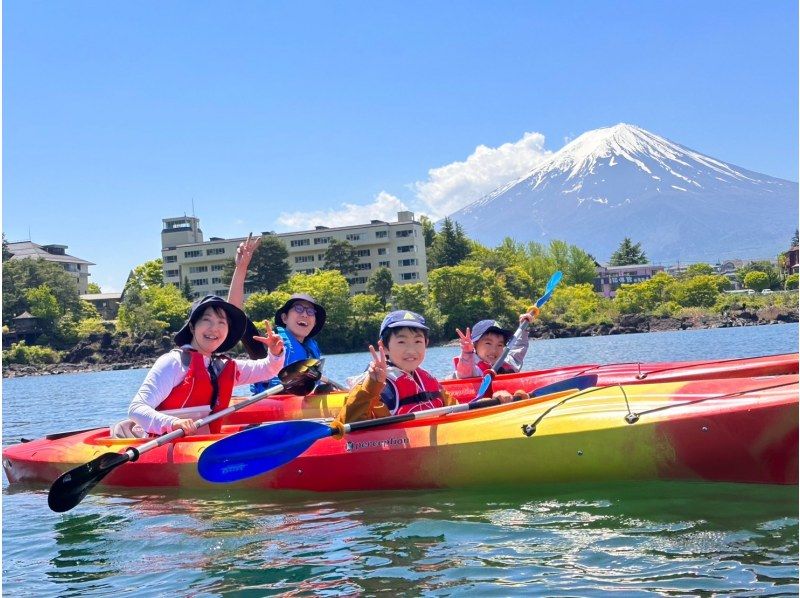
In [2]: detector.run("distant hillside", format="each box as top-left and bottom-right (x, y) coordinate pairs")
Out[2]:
(447, 123), (798, 263)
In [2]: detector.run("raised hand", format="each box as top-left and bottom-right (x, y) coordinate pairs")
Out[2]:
(253, 320), (285, 356)
(456, 327), (474, 354)
(520, 307), (539, 324)
(235, 233), (261, 267)
(367, 341), (388, 384)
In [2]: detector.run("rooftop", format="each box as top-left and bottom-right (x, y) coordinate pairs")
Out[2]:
(7, 241), (95, 265)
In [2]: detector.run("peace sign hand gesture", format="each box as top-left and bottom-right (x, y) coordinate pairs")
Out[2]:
(456, 327), (474, 354)
(235, 233), (261, 267)
(367, 341), (388, 385)
(253, 320), (285, 357)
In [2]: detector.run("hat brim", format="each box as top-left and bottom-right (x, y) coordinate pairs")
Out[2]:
(175, 299), (247, 353)
(472, 326), (513, 344)
(274, 294), (327, 338)
(384, 321), (430, 332)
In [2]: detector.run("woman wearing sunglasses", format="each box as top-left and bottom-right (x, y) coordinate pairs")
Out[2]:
(228, 236), (328, 393)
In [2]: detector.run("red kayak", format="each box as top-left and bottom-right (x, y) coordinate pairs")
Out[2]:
(222, 352), (799, 425)
(4, 374), (797, 490)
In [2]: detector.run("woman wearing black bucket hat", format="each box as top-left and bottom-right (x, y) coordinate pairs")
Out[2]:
(111, 295), (285, 438)
(227, 236), (328, 393)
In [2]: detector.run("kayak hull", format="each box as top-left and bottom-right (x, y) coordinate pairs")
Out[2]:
(4, 375), (797, 492)
(222, 352), (800, 424)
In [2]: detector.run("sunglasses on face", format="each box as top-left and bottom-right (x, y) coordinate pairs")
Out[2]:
(292, 304), (317, 317)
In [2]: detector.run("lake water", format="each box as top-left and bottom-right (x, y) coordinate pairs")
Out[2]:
(3, 324), (799, 596)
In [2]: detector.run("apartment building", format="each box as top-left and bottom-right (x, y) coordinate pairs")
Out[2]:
(6, 241), (95, 294)
(593, 263), (665, 298)
(161, 211), (428, 298)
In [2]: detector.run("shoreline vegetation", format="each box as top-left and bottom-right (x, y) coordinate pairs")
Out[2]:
(5, 232), (799, 380)
(4, 303), (796, 379)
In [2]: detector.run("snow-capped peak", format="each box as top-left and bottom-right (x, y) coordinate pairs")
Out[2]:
(447, 123), (797, 265)
(529, 123), (759, 185)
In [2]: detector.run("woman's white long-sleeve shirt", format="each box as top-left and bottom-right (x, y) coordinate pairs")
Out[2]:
(128, 345), (285, 434)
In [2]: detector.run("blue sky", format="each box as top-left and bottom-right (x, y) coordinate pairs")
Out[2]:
(3, 0), (797, 291)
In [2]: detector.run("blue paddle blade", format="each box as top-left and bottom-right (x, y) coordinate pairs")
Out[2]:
(198, 420), (332, 483)
(469, 374), (493, 403)
(531, 374), (598, 397)
(535, 271), (563, 308)
(535, 289), (555, 308)
(544, 270), (563, 293)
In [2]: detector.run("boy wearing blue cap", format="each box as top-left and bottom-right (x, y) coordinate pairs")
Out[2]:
(335, 310), (457, 424)
(453, 311), (534, 379)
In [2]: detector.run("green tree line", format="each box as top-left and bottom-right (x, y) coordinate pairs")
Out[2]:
(3, 229), (797, 364)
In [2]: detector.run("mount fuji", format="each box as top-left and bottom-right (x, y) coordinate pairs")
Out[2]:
(447, 124), (798, 264)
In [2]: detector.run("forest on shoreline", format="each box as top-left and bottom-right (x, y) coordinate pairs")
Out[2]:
(4, 225), (798, 377)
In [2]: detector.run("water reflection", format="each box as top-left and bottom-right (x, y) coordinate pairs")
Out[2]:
(3, 480), (796, 596)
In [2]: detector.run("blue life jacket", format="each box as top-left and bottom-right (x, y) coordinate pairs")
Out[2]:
(250, 327), (322, 394)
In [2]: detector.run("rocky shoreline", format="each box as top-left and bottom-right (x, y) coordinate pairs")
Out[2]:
(3, 306), (797, 379)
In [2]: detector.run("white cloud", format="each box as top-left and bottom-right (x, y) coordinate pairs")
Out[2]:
(276, 191), (409, 230)
(414, 132), (552, 219)
(274, 131), (552, 228)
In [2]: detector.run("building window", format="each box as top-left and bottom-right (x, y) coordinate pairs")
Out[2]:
(164, 255), (177, 263)
(206, 247), (225, 255)
(378, 248), (387, 255)
(184, 250), (202, 258)
(215, 289), (227, 296)
(401, 272), (419, 281)
(211, 264), (225, 271)
(303, 268), (315, 274)
(378, 260), (390, 268)
(290, 239), (310, 247)
(395, 229), (414, 237)
(356, 249), (371, 257)
(397, 245), (415, 253)
(295, 255), (314, 263)
(190, 278), (209, 285)
(317, 254), (326, 261)
(355, 262), (372, 270)
(314, 237), (331, 245)
(212, 277), (222, 284)
(165, 269), (179, 278)
(375, 231), (388, 239)
(346, 233), (361, 241)
(189, 265), (208, 273)
(347, 276), (368, 285)
(398, 258), (418, 267)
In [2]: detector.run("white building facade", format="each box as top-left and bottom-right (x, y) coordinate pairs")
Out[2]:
(7, 241), (95, 294)
(161, 212), (428, 298)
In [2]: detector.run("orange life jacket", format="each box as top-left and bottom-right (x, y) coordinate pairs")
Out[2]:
(382, 366), (443, 415)
(158, 349), (237, 434)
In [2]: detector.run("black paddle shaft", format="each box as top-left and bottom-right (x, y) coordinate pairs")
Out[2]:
(345, 396), (505, 433)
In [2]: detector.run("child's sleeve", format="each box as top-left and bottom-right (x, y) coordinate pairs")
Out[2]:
(441, 387), (459, 406)
(455, 351), (480, 379)
(504, 328), (530, 372)
(333, 374), (391, 427)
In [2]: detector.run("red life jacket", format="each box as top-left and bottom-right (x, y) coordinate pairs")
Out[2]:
(452, 356), (515, 375)
(383, 366), (443, 415)
(158, 349), (237, 434)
